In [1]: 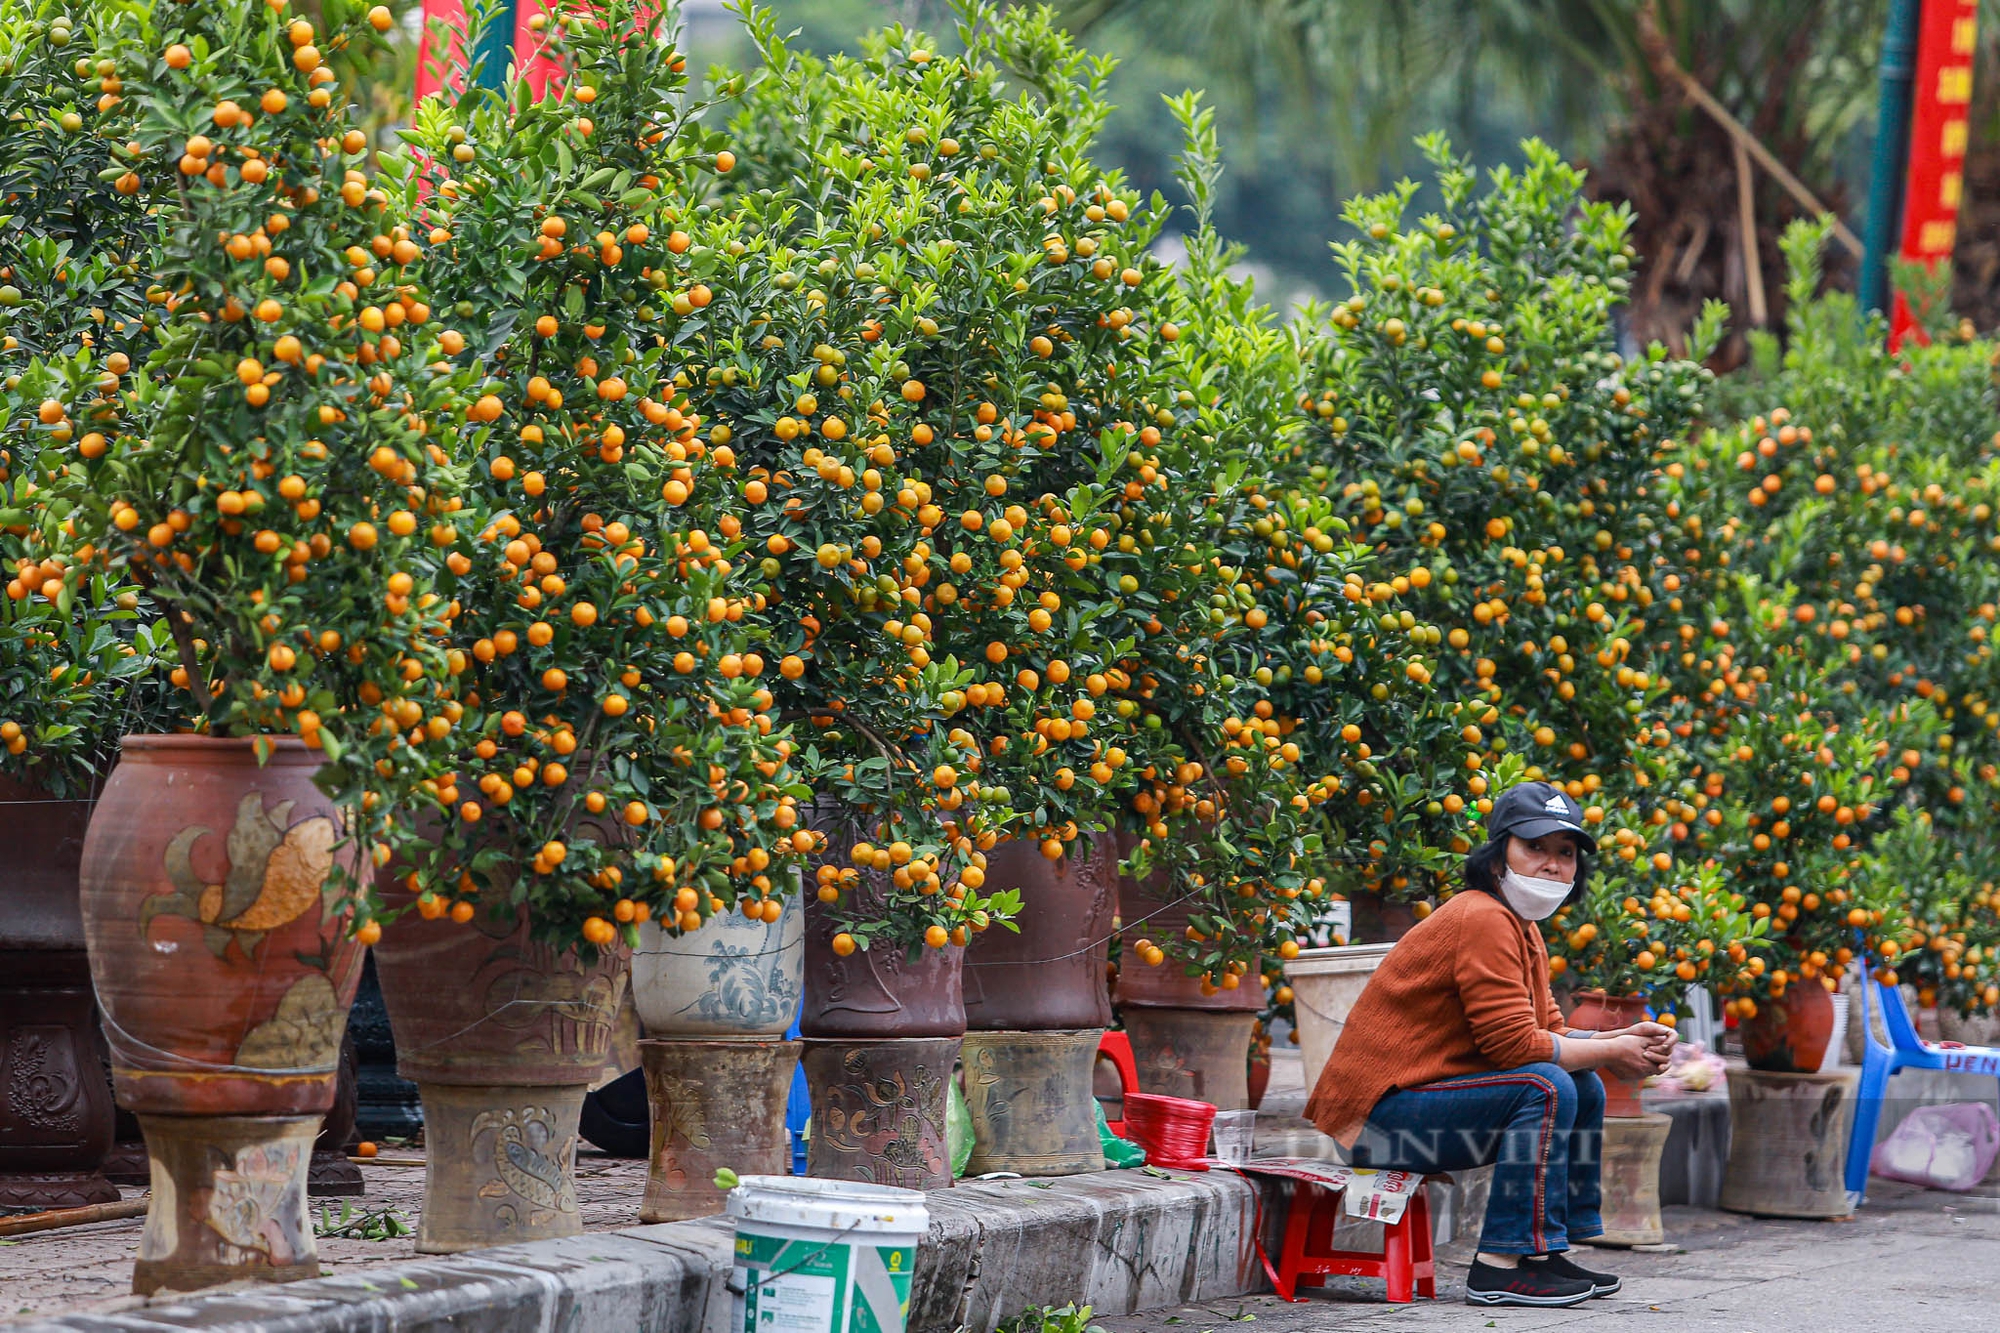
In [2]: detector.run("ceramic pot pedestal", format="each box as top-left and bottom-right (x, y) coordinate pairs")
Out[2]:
(640, 1039), (798, 1222)
(0, 950), (117, 1210)
(1122, 1009), (1258, 1110)
(1588, 1112), (1671, 1246)
(132, 1113), (320, 1295)
(413, 1083), (585, 1253)
(1719, 1066), (1860, 1218)
(960, 1029), (1104, 1177)
(802, 1037), (959, 1191)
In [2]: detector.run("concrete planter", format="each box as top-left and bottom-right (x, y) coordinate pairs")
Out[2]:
(960, 1028), (1105, 1176)
(1283, 943), (1394, 1090)
(631, 884), (802, 1038)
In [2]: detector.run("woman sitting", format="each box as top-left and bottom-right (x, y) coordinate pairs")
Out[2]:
(1306, 781), (1673, 1307)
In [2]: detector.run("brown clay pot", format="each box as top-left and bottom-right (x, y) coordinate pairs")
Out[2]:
(1246, 1053), (1271, 1112)
(1122, 1008), (1258, 1110)
(639, 1038), (799, 1222)
(1114, 866), (1262, 1013)
(79, 736), (364, 1292)
(1345, 889), (1421, 944)
(80, 738), (364, 1117)
(960, 1029), (1105, 1176)
(372, 895), (629, 1253)
(803, 809), (964, 1038)
(1718, 1066), (1859, 1218)
(1740, 981), (1836, 1074)
(963, 835), (1116, 1032)
(1565, 990), (1651, 1116)
(0, 777), (117, 1210)
(801, 1036), (958, 1190)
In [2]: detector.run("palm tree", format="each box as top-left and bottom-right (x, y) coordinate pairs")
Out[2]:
(1062, 0), (1892, 352)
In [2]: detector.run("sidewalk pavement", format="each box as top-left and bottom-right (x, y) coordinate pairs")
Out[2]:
(1095, 1178), (2000, 1332)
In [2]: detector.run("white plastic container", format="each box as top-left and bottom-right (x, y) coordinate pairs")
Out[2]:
(726, 1174), (929, 1333)
(1285, 943), (1396, 1090)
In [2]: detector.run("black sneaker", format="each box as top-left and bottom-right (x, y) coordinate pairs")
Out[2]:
(1528, 1250), (1621, 1296)
(1464, 1259), (1594, 1307)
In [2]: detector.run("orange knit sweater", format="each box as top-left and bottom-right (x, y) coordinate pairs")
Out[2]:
(1305, 889), (1567, 1150)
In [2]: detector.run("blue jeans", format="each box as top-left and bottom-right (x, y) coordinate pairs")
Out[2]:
(1347, 1062), (1604, 1255)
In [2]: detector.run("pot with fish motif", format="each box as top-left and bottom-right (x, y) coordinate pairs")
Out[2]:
(79, 736), (365, 1294)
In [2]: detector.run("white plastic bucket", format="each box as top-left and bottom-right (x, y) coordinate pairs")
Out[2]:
(726, 1174), (929, 1333)
(1285, 943), (1395, 1089)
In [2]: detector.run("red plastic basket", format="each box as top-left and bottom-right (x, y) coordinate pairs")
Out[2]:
(1122, 1091), (1216, 1170)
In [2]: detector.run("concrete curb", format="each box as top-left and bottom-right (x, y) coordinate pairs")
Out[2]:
(18, 1170), (1273, 1333)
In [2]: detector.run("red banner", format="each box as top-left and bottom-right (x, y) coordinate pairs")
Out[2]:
(1891, 0), (1979, 350)
(414, 0), (562, 105)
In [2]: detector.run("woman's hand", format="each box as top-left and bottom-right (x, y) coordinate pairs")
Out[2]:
(1597, 1033), (1671, 1080)
(1603, 1021), (1678, 1061)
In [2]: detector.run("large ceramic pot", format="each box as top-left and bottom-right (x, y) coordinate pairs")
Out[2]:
(963, 835), (1116, 1032)
(1284, 943), (1394, 1090)
(1114, 866), (1261, 1013)
(79, 736), (364, 1293)
(960, 1029), (1104, 1176)
(1740, 982), (1836, 1074)
(372, 895), (629, 1253)
(1565, 990), (1652, 1116)
(632, 883), (803, 1038)
(802, 808), (965, 1038)
(801, 1037), (958, 1190)
(1122, 1009), (1259, 1110)
(0, 778), (117, 1210)
(639, 1037), (798, 1222)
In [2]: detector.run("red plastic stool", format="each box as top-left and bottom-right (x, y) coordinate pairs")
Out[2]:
(1271, 1175), (1438, 1303)
(1096, 1031), (1140, 1137)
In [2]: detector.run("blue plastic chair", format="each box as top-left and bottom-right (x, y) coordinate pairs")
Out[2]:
(1843, 973), (2000, 1203)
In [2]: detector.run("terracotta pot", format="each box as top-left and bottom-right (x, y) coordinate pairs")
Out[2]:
(0, 778), (117, 1209)
(80, 738), (364, 1116)
(1740, 982), (1836, 1074)
(1285, 943), (1394, 1090)
(802, 810), (964, 1038)
(964, 835), (1116, 1032)
(1590, 1110), (1671, 1245)
(1122, 1008), (1258, 1110)
(639, 1038), (798, 1222)
(1114, 867), (1262, 1013)
(801, 1036), (958, 1190)
(1246, 1054), (1271, 1112)
(960, 1029), (1105, 1177)
(80, 736), (364, 1292)
(1719, 1066), (1859, 1218)
(371, 895), (628, 1253)
(1345, 889), (1420, 944)
(632, 883), (803, 1038)
(1565, 990), (1652, 1116)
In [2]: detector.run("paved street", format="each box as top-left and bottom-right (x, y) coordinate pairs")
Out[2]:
(1095, 1179), (2000, 1332)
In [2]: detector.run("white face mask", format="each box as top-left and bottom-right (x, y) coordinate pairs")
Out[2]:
(1499, 867), (1573, 921)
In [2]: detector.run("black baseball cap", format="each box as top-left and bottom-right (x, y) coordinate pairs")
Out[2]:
(1486, 781), (1597, 852)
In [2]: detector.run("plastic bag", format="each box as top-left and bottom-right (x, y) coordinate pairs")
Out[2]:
(1870, 1102), (2000, 1193)
(1096, 1097), (1146, 1169)
(947, 1077), (974, 1179)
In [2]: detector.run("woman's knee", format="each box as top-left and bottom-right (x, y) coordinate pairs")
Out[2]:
(1514, 1062), (1578, 1120)
(1570, 1067), (1605, 1118)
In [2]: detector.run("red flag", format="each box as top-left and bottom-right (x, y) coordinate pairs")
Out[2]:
(1890, 0), (1979, 351)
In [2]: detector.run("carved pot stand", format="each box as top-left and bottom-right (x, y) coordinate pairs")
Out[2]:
(79, 737), (365, 1295)
(632, 884), (805, 1222)
(372, 898), (629, 1253)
